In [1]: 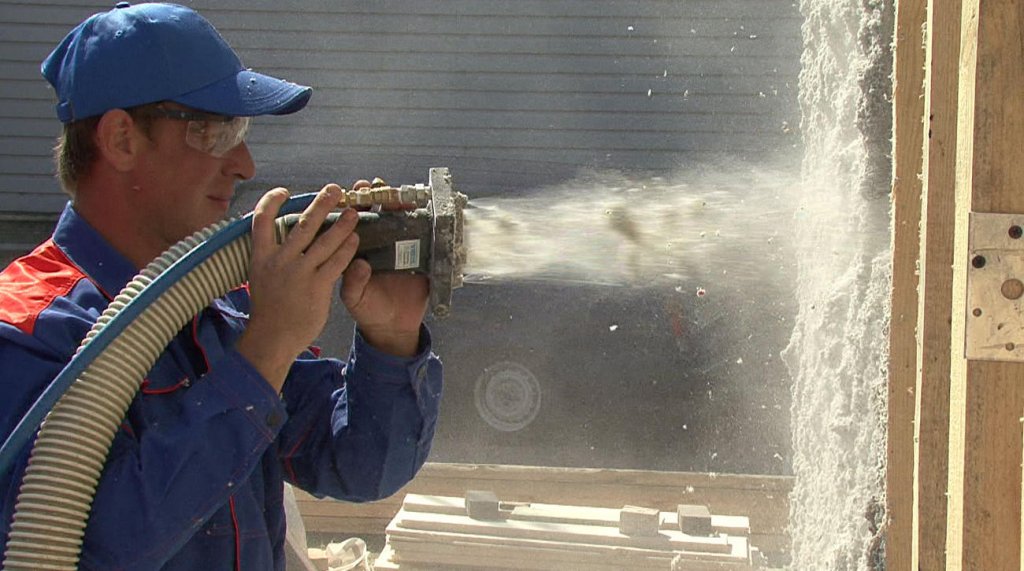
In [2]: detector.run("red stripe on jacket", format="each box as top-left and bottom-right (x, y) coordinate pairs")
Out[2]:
(0, 240), (86, 336)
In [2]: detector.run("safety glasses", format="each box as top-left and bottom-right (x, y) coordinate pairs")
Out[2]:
(140, 107), (251, 157)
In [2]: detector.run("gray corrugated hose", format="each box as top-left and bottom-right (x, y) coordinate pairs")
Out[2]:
(2, 218), (254, 570)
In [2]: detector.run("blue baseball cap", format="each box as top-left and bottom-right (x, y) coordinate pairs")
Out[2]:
(42, 2), (312, 122)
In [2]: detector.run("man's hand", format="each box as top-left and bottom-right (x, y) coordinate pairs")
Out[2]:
(236, 184), (359, 391)
(340, 180), (429, 357)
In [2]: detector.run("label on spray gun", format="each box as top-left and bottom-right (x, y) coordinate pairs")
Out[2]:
(394, 239), (421, 270)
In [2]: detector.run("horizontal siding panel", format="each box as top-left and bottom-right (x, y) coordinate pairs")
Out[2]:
(0, 90), (794, 124)
(250, 127), (790, 153)
(248, 53), (800, 78)
(0, 138), (55, 157)
(4, 95), (795, 134)
(4, 118), (63, 137)
(262, 109), (793, 134)
(0, 58), (796, 95)
(0, 100), (54, 120)
(0, 51), (800, 85)
(305, 89), (792, 115)
(0, 79), (51, 100)
(247, 70), (797, 95)
(251, 144), (794, 173)
(9, 1), (800, 20)
(0, 175), (63, 195)
(0, 0), (802, 21)
(0, 3), (98, 25)
(0, 155), (52, 176)
(1, 8), (802, 41)
(0, 0), (802, 215)
(0, 22), (118, 43)
(238, 149), (799, 199)
(0, 106), (793, 135)
(235, 160), (672, 203)
(2, 24), (798, 54)
(0, 42), (54, 63)
(240, 157), (798, 200)
(221, 15), (797, 41)
(201, 1), (801, 20)
(220, 33), (801, 59)
(0, 59), (798, 97)
(250, 152), (801, 179)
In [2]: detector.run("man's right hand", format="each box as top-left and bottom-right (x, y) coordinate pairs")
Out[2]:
(235, 184), (359, 391)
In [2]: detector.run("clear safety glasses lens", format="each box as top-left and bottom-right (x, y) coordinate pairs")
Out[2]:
(140, 108), (251, 157)
(184, 116), (251, 157)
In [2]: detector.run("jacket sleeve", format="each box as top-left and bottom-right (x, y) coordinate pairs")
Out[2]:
(276, 325), (443, 502)
(0, 326), (74, 540)
(78, 349), (287, 569)
(1, 318), (441, 569)
(0, 322), (290, 570)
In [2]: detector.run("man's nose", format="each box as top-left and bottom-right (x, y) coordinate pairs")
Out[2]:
(225, 141), (256, 181)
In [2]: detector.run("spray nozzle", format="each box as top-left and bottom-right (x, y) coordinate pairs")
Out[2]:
(275, 168), (467, 318)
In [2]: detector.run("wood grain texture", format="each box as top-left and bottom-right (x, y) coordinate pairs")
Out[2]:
(295, 463), (790, 561)
(949, 1), (1024, 568)
(890, 0), (927, 568)
(915, 0), (962, 568)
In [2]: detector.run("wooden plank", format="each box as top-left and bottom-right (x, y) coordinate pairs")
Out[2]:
(914, 0), (962, 569)
(387, 537), (752, 571)
(293, 463), (790, 559)
(888, 2), (927, 570)
(293, 461), (794, 504)
(384, 529), (751, 569)
(398, 493), (751, 535)
(386, 542), (742, 571)
(378, 541), (676, 571)
(389, 510), (734, 553)
(949, 0), (1024, 568)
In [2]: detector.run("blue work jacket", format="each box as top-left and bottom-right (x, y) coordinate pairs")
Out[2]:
(0, 204), (443, 570)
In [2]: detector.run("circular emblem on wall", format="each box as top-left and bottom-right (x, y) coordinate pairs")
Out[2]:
(474, 360), (542, 432)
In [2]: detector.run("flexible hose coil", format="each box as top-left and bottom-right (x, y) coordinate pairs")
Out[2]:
(1, 194), (316, 570)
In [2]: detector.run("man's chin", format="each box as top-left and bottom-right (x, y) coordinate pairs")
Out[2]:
(208, 196), (232, 212)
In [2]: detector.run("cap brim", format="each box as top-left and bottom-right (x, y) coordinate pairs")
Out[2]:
(172, 69), (312, 117)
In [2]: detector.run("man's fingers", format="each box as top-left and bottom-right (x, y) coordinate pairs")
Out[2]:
(309, 213), (360, 275)
(340, 258), (372, 309)
(280, 184), (343, 258)
(251, 188), (291, 257)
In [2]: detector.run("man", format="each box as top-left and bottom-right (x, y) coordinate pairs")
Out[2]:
(0, 3), (442, 569)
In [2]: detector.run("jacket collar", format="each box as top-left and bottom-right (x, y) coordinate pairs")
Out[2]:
(52, 202), (139, 300)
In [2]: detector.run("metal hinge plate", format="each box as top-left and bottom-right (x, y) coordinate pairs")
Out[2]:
(965, 212), (1024, 361)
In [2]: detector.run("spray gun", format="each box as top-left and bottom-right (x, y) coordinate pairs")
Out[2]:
(275, 167), (468, 317)
(0, 168), (467, 570)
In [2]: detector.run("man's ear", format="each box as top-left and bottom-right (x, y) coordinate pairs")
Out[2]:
(94, 109), (146, 172)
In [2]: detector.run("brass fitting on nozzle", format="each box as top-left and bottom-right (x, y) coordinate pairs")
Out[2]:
(333, 183), (433, 210)
(275, 168), (467, 318)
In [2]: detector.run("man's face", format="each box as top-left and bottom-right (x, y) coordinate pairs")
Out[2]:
(130, 104), (256, 250)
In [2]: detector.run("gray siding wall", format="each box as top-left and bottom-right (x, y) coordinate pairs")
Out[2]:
(0, 0), (801, 216)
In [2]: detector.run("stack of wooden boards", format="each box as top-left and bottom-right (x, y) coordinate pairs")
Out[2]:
(373, 492), (764, 570)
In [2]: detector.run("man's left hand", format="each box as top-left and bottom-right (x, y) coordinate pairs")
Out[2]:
(339, 179), (429, 357)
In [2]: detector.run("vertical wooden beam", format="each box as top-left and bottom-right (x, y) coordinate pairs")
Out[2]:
(950, 0), (1024, 568)
(916, 0), (961, 568)
(889, 0), (927, 569)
